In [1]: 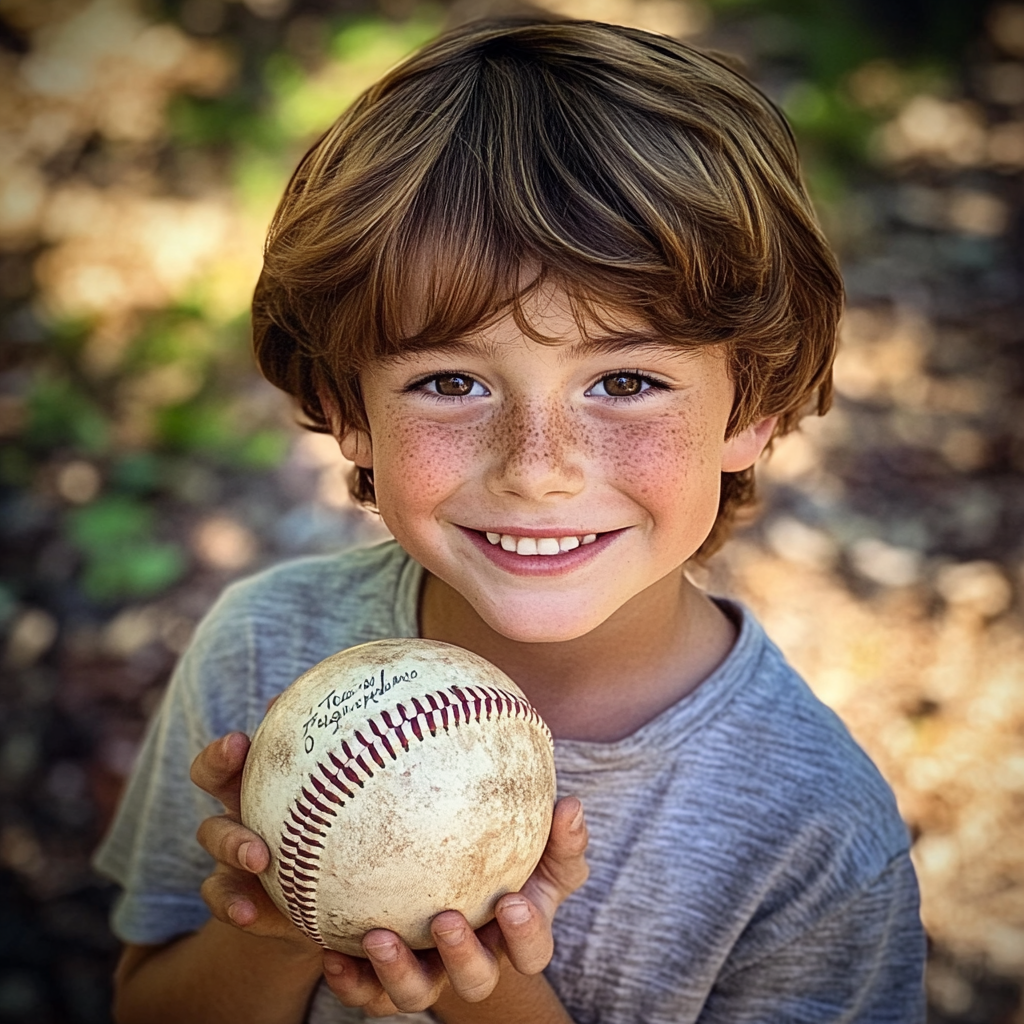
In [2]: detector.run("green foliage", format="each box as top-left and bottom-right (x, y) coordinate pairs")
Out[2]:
(26, 376), (110, 455)
(68, 496), (153, 551)
(168, 93), (285, 152)
(126, 310), (214, 372)
(781, 80), (876, 162)
(232, 145), (291, 210)
(708, 0), (960, 201)
(0, 446), (33, 489)
(260, 11), (443, 176)
(155, 400), (228, 455)
(66, 497), (186, 600)
(155, 399), (288, 468)
(110, 453), (162, 495)
(239, 429), (289, 470)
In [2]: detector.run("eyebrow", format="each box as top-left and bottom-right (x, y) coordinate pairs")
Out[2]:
(406, 333), (686, 363)
(555, 336), (684, 362)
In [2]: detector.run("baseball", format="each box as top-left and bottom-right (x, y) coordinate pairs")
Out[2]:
(240, 638), (557, 956)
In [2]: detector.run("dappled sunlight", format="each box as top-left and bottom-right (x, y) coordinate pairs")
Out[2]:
(1, 0), (1022, 1020)
(714, 545), (1024, 978)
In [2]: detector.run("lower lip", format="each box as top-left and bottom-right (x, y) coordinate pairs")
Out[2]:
(459, 527), (625, 577)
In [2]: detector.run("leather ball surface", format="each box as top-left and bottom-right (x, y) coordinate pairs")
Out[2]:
(240, 638), (556, 956)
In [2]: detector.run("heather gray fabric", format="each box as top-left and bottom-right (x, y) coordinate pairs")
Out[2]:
(94, 540), (926, 1023)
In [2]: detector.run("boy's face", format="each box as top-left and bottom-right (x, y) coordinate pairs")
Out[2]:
(340, 287), (774, 644)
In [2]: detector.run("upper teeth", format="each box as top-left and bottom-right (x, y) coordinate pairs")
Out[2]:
(484, 532), (598, 555)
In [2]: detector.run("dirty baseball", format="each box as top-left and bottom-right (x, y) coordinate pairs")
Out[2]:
(239, 638), (557, 956)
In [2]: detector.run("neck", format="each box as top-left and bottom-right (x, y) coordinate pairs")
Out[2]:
(418, 567), (736, 742)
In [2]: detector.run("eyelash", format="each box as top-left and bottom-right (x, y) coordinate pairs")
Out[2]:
(406, 370), (673, 403)
(407, 372), (489, 402)
(587, 370), (672, 403)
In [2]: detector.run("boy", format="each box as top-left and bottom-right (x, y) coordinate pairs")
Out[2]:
(95, 18), (926, 1024)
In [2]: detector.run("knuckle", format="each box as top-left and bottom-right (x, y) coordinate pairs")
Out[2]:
(199, 875), (229, 920)
(197, 816), (234, 862)
(195, 814), (219, 842)
(392, 993), (432, 1014)
(510, 937), (554, 975)
(332, 984), (373, 1009)
(455, 974), (498, 1003)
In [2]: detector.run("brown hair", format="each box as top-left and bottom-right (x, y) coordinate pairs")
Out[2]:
(252, 18), (843, 557)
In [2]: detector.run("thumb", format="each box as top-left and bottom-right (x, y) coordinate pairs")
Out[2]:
(191, 732), (251, 816)
(521, 797), (589, 920)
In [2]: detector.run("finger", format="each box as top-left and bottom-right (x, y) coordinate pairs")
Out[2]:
(190, 732), (251, 814)
(200, 865), (279, 930)
(322, 951), (394, 1012)
(361, 930), (443, 1013)
(430, 911), (500, 1002)
(549, 796), (589, 863)
(493, 895), (553, 975)
(522, 796), (589, 918)
(196, 814), (270, 872)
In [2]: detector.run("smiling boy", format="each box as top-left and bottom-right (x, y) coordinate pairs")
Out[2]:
(96, 18), (926, 1024)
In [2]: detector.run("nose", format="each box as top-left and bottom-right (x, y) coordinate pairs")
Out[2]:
(485, 397), (585, 500)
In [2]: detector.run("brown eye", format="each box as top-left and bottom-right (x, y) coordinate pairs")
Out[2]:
(434, 374), (475, 396)
(601, 374), (642, 397)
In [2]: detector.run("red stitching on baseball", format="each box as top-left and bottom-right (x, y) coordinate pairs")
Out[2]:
(321, 766), (355, 799)
(310, 775), (344, 805)
(277, 684), (552, 948)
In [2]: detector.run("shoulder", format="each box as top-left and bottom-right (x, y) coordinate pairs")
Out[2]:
(550, 606), (923, 1010)
(559, 600), (913, 928)
(202, 538), (415, 632)
(180, 540), (421, 734)
(720, 608), (909, 861)
(665, 604), (915, 943)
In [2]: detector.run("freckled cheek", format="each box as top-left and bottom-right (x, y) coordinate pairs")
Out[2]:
(371, 419), (488, 514)
(596, 419), (722, 504)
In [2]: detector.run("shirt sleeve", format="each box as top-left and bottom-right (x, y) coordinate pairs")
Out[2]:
(698, 852), (927, 1023)
(91, 589), (263, 945)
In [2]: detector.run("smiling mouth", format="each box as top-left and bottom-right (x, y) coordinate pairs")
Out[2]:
(481, 531), (599, 556)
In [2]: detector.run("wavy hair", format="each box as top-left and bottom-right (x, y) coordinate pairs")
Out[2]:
(252, 18), (843, 557)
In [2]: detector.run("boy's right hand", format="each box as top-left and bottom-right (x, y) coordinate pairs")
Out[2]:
(191, 731), (316, 950)
(190, 728), (589, 1017)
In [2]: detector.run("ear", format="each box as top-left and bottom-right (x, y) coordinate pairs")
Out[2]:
(339, 428), (373, 468)
(316, 383), (374, 468)
(721, 416), (777, 473)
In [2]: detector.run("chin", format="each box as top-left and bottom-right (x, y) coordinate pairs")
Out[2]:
(472, 597), (612, 645)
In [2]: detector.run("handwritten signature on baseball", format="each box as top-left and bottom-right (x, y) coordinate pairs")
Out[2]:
(301, 668), (419, 753)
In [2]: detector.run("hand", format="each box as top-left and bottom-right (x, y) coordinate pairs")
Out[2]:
(190, 731), (319, 953)
(321, 796), (589, 1018)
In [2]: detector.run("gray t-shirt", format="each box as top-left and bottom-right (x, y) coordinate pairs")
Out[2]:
(94, 540), (926, 1023)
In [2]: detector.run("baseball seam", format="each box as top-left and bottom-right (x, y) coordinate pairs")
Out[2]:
(275, 683), (551, 946)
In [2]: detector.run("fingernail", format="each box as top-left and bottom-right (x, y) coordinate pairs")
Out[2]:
(364, 938), (400, 963)
(434, 923), (465, 947)
(322, 954), (345, 976)
(569, 803), (585, 832)
(500, 898), (530, 925)
(238, 842), (252, 870)
(226, 901), (249, 925)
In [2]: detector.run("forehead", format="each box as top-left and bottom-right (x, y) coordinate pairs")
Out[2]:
(398, 272), (679, 355)
(378, 298), (722, 380)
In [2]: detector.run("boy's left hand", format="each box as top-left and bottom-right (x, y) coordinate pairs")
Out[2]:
(321, 796), (588, 1018)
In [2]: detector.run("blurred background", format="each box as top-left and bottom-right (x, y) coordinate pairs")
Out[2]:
(0, 0), (1022, 1020)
